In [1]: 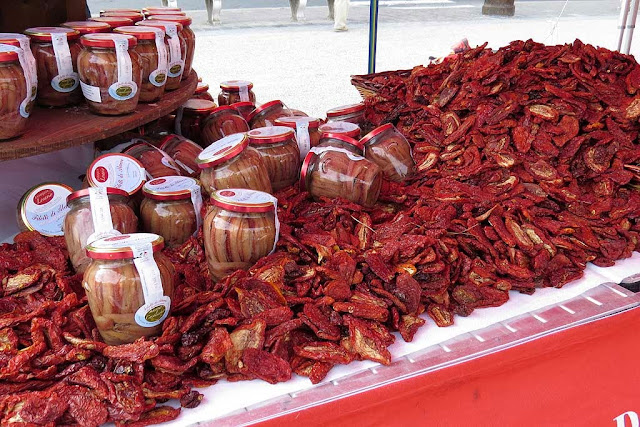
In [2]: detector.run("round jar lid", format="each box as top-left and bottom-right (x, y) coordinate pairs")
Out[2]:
(0, 45), (19, 62)
(247, 100), (284, 122)
(211, 189), (275, 213)
(231, 101), (254, 109)
(196, 133), (248, 168)
(275, 116), (321, 129)
(320, 132), (365, 150)
(87, 233), (164, 260)
(360, 123), (395, 146)
(143, 6), (182, 12)
(114, 25), (162, 40)
(137, 20), (184, 32)
(24, 27), (80, 42)
(299, 151), (316, 191)
(67, 187), (128, 203)
(87, 153), (147, 195)
(319, 121), (361, 139)
(101, 11), (144, 20)
(18, 182), (73, 236)
(195, 82), (209, 94)
(100, 8), (142, 13)
(80, 33), (137, 48)
(0, 33), (30, 45)
(220, 80), (253, 91)
(143, 176), (198, 200)
(62, 21), (110, 34)
(145, 10), (186, 16)
(182, 99), (216, 115)
(326, 103), (365, 118)
(88, 16), (135, 28)
(247, 126), (295, 144)
(148, 15), (193, 26)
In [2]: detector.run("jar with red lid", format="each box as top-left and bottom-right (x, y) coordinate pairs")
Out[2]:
(0, 33), (38, 102)
(201, 105), (250, 146)
(64, 187), (138, 274)
(203, 189), (279, 281)
(300, 147), (382, 207)
(83, 233), (175, 345)
(275, 116), (321, 159)
(143, 6), (182, 16)
(0, 44), (33, 140)
(360, 123), (415, 182)
(100, 10), (145, 23)
(114, 26), (168, 103)
(123, 141), (182, 178)
(24, 27), (82, 107)
(148, 15), (194, 79)
(17, 182), (72, 236)
(138, 21), (186, 90)
(247, 100), (293, 129)
(193, 82), (214, 101)
(326, 103), (366, 129)
(317, 133), (364, 155)
(248, 126), (300, 191)
(319, 121), (361, 139)
(62, 21), (110, 35)
(88, 16), (135, 29)
(218, 80), (256, 105)
(175, 99), (216, 145)
(231, 101), (255, 121)
(87, 153), (147, 196)
(159, 134), (203, 177)
(77, 33), (142, 115)
(196, 133), (272, 195)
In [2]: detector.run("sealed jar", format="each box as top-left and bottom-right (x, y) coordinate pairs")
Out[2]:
(143, 7), (183, 16)
(17, 182), (72, 236)
(203, 189), (279, 281)
(88, 16), (134, 29)
(0, 34), (38, 102)
(231, 101), (255, 121)
(62, 21), (110, 35)
(317, 133), (364, 155)
(148, 15), (194, 79)
(196, 133), (272, 194)
(87, 153), (147, 196)
(64, 187), (138, 273)
(247, 100), (292, 129)
(248, 126), (300, 191)
(193, 82), (214, 101)
(360, 123), (415, 182)
(123, 141), (182, 177)
(114, 26), (168, 103)
(159, 134), (203, 177)
(218, 80), (255, 105)
(275, 116), (321, 159)
(140, 176), (202, 248)
(100, 11), (145, 23)
(319, 121), (361, 139)
(78, 33), (142, 115)
(84, 233), (175, 345)
(326, 103), (366, 129)
(175, 99), (216, 145)
(201, 105), (250, 146)
(24, 27), (82, 107)
(138, 21), (185, 90)
(0, 44), (33, 140)
(300, 147), (382, 207)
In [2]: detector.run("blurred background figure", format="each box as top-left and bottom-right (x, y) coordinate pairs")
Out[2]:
(333, 0), (349, 31)
(161, 0), (179, 7)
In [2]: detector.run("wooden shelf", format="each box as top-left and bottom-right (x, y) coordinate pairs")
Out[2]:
(0, 71), (198, 162)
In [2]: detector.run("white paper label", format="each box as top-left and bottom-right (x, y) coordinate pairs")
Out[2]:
(164, 24), (184, 78)
(85, 187), (120, 245)
(131, 241), (169, 328)
(310, 146), (364, 162)
(108, 37), (137, 101)
(50, 33), (78, 93)
(149, 29), (168, 87)
(175, 159), (195, 175)
(240, 85), (250, 102)
(14, 36), (37, 99)
(190, 185), (203, 232)
(89, 154), (146, 195)
(0, 45), (32, 118)
(21, 183), (72, 236)
(160, 156), (181, 173)
(80, 81), (101, 103)
(296, 122), (311, 159)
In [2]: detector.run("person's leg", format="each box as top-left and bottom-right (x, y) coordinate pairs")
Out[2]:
(289, 0), (299, 21)
(299, 0), (307, 20)
(328, 0), (335, 20)
(205, 0), (213, 23)
(162, 0), (168, 6)
(334, 0), (348, 31)
(212, 0), (222, 22)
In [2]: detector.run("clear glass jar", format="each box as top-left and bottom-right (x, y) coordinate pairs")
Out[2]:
(87, 153), (147, 196)
(159, 134), (203, 177)
(317, 133), (364, 155)
(300, 147), (382, 207)
(218, 80), (256, 106)
(62, 21), (110, 35)
(203, 189), (278, 281)
(64, 187), (138, 274)
(140, 176), (202, 248)
(17, 182), (72, 236)
(326, 103), (366, 129)
(148, 15), (194, 79)
(361, 123), (416, 182)
(0, 45), (32, 140)
(88, 16), (135, 29)
(84, 233), (175, 345)
(197, 133), (272, 195)
(24, 27), (82, 107)
(0, 33), (38, 101)
(143, 7), (183, 16)
(136, 20), (186, 91)
(231, 101), (256, 122)
(247, 100), (293, 129)
(201, 105), (250, 146)
(248, 126), (301, 191)
(274, 116), (321, 160)
(123, 141), (182, 178)
(175, 99), (216, 145)
(319, 121), (361, 139)
(193, 82), (214, 101)
(114, 26), (168, 103)
(100, 11), (145, 23)
(77, 33), (143, 115)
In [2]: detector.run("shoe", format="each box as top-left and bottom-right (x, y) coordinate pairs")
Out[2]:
(334, 25), (348, 32)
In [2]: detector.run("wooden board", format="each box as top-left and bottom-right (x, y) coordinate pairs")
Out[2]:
(0, 71), (198, 162)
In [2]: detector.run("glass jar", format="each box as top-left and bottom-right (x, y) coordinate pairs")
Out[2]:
(326, 103), (366, 128)
(0, 45), (32, 140)
(64, 187), (138, 274)
(274, 116), (321, 160)
(203, 189), (278, 281)
(87, 153), (147, 196)
(159, 134), (203, 177)
(88, 16), (135, 29)
(317, 133), (364, 155)
(140, 176), (202, 248)
(361, 123), (416, 182)
(148, 15), (194, 79)
(248, 126), (301, 191)
(62, 21), (110, 35)
(84, 233), (175, 345)
(218, 80), (256, 105)
(231, 101), (255, 121)
(319, 121), (361, 139)
(100, 11), (145, 23)
(0, 33), (38, 102)
(143, 7), (183, 16)
(17, 182), (72, 236)
(24, 27), (82, 107)
(175, 99), (216, 145)
(77, 33), (143, 115)
(196, 133), (272, 195)
(114, 26), (168, 103)
(123, 141), (182, 178)
(201, 105), (250, 146)
(300, 147), (382, 207)
(193, 82), (214, 101)
(138, 21), (186, 91)
(247, 100), (293, 129)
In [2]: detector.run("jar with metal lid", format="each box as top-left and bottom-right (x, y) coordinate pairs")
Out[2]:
(193, 82), (214, 101)
(360, 123), (416, 182)
(64, 187), (138, 274)
(0, 44), (33, 140)
(248, 126), (301, 191)
(247, 100), (293, 129)
(77, 33), (143, 115)
(218, 80), (256, 105)
(24, 27), (82, 107)
(62, 21), (110, 35)
(159, 134), (203, 177)
(300, 147), (382, 207)
(143, 6), (183, 16)
(17, 182), (72, 236)
(175, 99), (216, 145)
(201, 105), (250, 146)
(148, 15), (194, 79)
(317, 133), (364, 155)
(87, 153), (147, 196)
(100, 10), (145, 23)
(326, 103), (366, 128)
(274, 116), (321, 160)
(83, 233), (175, 345)
(231, 101), (255, 121)
(0, 34), (38, 101)
(140, 176), (202, 248)
(319, 121), (361, 139)
(123, 141), (182, 178)
(138, 21), (186, 90)
(88, 16), (134, 29)
(114, 26), (168, 103)
(203, 189), (279, 281)
(196, 133), (272, 194)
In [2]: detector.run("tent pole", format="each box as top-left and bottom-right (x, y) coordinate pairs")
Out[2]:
(368, 0), (379, 73)
(618, 0), (632, 51)
(623, 0), (640, 53)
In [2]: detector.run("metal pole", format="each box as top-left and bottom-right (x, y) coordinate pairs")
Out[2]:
(368, 0), (379, 74)
(618, 0), (632, 51)
(623, 0), (640, 53)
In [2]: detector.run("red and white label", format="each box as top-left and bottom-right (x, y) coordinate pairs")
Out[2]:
(20, 183), (72, 236)
(89, 154), (146, 195)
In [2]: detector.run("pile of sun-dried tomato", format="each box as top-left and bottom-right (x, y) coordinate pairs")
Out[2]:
(1, 39), (640, 426)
